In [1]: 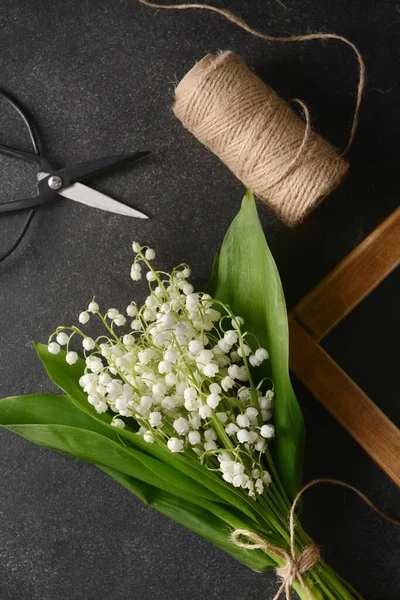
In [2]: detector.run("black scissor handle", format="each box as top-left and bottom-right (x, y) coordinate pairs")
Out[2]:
(0, 192), (46, 214)
(0, 90), (40, 155)
(0, 89), (42, 263)
(0, 144), (52, 171)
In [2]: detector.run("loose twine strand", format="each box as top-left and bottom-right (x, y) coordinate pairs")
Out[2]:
(137, 0), (365, 156)
(231, 478), (400, 600)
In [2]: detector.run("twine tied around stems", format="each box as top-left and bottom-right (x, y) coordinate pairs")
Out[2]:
(232, 479), (400, 600)
(232, 529), (319, 600)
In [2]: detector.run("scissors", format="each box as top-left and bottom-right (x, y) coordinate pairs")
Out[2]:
(0, 89), (150, 263)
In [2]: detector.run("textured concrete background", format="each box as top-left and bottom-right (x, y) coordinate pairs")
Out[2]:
(0, 1), (399, 598)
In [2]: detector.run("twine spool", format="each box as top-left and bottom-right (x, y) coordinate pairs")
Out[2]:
(174, 51), (349, 227)
(137, 1), (365, 226)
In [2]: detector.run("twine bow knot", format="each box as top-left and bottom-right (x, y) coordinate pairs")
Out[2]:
(276, 542), (320, 596)
(231, 529), (320, 600)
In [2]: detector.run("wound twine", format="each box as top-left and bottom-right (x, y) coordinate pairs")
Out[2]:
(138, 1), (366, 227)
(231, 478), (400, 600)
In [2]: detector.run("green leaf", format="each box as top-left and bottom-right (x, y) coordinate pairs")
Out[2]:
(0, 394), (278, 571)
(34, 343), (261, 524)
(100, 466), (277, 572)
(0, 392), (231, 510)
(204, 252), (220, 296)
(4, 422), (225, 506)
(0, 393), (277, 545)
(0, 393), (119, 441)
(208, 190), (305, 501)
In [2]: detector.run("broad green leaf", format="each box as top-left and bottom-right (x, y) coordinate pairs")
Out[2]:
(208, 191), (305, 501)
(34, 343), (261, 523)
(0, 394), (276, 542)
(100, 466), (277, 572)
(4, 423), (224, 506)
(0, 393), (119, 441)
(0, 394), (275, 571)
(204, 253), (220, 296)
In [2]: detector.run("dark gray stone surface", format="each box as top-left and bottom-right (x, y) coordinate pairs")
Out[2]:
(0, 1), (399, 598)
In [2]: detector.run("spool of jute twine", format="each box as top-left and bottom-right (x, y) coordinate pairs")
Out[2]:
(174, 51), (348, 226)
(138, 1), (366, 227)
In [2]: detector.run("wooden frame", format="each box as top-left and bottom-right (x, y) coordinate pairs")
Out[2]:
(289, 207), (400, 486)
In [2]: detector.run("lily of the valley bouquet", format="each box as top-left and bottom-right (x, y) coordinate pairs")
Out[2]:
(1, 192), (370, 599)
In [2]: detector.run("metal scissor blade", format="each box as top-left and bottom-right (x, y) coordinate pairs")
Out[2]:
(59, 183), (149, 218)
(37, 173), (148, 219)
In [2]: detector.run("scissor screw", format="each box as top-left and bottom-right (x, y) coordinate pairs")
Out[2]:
(48, 175), (63, 190)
